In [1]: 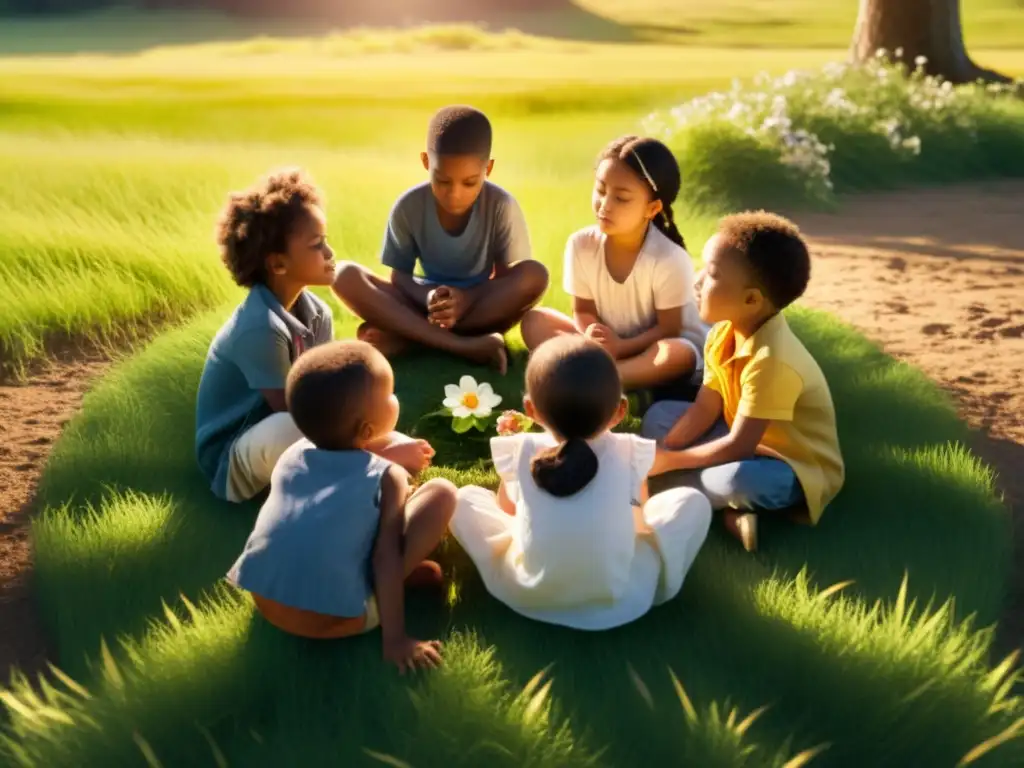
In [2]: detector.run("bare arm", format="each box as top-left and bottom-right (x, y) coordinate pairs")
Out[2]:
(374, 466), (410, 653)
(390, 270), (432, 310)
(572, 296), (600, 333)
(497, 480), (516, 516)
(616, 305), (684, 360)
(656, 414), (769, 473)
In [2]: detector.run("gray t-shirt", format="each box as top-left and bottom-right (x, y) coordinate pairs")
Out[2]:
(227, 441), (392, 618)
(194, 284), (333, 500)
(380, 181), (531, 286)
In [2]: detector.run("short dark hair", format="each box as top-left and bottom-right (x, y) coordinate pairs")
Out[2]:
(285, 340), (390, 450)
(427, 105), (493, 158)
(719, 211), (811, 309)
(215, 168), (322, 288)
(526, 335), (623, 498)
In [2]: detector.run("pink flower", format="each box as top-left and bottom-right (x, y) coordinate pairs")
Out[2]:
(496, 410), (526, 436)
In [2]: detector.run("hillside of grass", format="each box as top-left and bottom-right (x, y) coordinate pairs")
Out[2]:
(1, 9), (1023, 766)
(2, 29), (1023, 376)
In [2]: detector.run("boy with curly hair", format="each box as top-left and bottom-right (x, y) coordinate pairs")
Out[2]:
(195, 169), (433, 504)
(643, 212), (845, 552)
(332, 105), (549, 375)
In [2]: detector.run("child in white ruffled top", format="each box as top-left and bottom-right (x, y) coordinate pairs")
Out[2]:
(450, 335), (712, 630)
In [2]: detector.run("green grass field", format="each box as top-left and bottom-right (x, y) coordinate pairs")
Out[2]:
(2, 4), (1024, 766)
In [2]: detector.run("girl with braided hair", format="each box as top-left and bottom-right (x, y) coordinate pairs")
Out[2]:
(521, 136), (709, 395)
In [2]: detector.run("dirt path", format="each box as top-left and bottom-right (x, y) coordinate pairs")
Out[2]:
(0, 358), (110, 686)
(0, 180), (1021, 687)
(794, 179), (1024, 654)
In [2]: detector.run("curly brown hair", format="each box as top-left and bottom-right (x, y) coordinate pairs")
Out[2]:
(215, 168), (323, 288)
(719, 211), (811, 310)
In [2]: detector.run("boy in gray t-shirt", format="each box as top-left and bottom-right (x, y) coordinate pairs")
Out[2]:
(332, 105), (549, 375)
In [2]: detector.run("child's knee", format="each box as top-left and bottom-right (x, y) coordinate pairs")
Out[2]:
(701, 463), (761, 509)
(419, 478), (458, 521)
(331, 260), (367, 295)
(640, 401), (690, 441)
(513, 259), (549, 300)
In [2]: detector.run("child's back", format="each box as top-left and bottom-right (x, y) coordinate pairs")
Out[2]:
(228, 439), (389, 622)
(451, 335), (711, 630)
(495, 430), (648, 606)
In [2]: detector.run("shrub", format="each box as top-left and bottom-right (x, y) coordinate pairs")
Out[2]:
(643, 52), (1024, 211)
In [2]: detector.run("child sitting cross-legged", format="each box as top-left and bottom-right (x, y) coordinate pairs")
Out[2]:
(332, 105), (549, 376)
(227, 340), (456, 673)
(642, 212), (846, 553)
(520, 135), (709, 395)
(450, 335), (712, 630)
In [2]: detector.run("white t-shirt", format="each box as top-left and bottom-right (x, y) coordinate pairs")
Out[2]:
(563, 224), (708, 354)
(496, 430), (656, 608)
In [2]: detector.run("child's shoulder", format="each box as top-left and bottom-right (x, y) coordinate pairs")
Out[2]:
(215, 284), (290, 343)
(565, 225), (603, 253)
(389, 182), (432, 215)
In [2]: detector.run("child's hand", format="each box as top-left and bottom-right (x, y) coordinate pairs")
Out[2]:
(383, 635), (443, 674)
(379, 439), (435, 475)
(584, 323), (620, 358)
(427, 286), (469, 329)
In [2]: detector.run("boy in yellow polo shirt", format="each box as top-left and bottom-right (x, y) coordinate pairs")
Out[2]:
(643, 211), (844, 552)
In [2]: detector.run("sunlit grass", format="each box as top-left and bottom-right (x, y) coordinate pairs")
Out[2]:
(1, 10), (1022, 765)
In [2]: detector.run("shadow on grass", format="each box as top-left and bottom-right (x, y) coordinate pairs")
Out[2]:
(21, 304), (1020, 766)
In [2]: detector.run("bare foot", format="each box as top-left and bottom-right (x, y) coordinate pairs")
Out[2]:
(357, 323), (409, 358)
(461, 333), (508, 375)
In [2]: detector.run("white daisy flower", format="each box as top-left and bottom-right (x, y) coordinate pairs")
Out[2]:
(443, 375), (502, 419)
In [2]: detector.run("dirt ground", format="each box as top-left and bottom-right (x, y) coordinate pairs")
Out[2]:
(0, 179), (1022, 688)
(0, 357), (110, 686)
(793, 179), (1024, 655)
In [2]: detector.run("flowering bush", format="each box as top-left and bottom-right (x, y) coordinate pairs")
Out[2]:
(643, 51), (1024, 211)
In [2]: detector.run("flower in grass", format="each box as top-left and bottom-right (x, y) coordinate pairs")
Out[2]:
(496, 410), (534, 436)
(443, 375), (502, 419)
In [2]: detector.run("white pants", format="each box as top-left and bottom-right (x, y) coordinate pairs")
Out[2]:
(451, 486), (712, 630)
(225, 412), (304, 503)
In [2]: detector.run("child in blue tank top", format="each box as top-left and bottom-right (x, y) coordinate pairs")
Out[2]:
(227, 340), (456, 673)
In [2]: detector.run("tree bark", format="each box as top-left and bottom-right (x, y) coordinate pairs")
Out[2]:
(849, 0), (1013, 84)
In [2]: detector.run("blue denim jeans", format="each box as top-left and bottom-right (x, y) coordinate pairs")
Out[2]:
(640, 401), (804, 512)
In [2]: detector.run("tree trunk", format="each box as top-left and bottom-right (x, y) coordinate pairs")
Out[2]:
(849, 0), (1012, 84)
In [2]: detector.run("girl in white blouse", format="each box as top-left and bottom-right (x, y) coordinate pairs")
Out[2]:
(449, 335), (712, 630)
(521, 135), (709, 392)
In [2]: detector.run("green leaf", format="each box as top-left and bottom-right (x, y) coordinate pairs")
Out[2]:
(451, 416), (475, 434)
(472, 415), (492, 432)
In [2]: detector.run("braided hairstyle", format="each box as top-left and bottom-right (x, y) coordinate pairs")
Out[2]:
(599, 136), (685, 250)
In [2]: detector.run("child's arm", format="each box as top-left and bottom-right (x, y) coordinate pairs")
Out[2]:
(374, 466), (442, 674)
(612, 306), (683, 360)
(658, 356), (804, 471)
(656, 415), (769, 473)
(663, 386), (724, 450)
(365, 433), (435, 476)
(497, 480), (516, 516)
(390, 270), (432, 310)
(571, 296), (601, 333)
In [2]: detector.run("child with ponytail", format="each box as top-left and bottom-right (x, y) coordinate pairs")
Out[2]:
(521, 136), (709, 394)
(449, 335), (711, 630)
